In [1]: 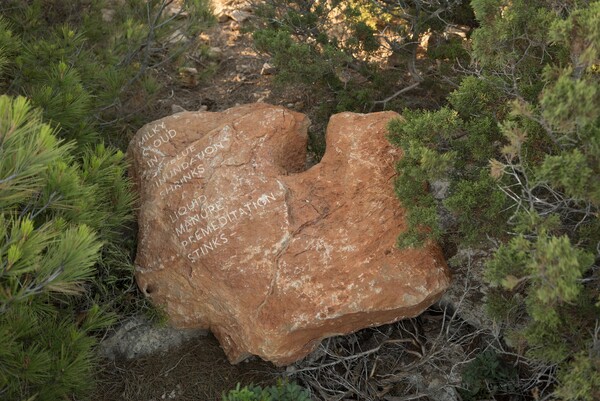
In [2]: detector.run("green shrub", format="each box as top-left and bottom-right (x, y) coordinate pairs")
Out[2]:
(388, 0), (599, 398)
(223, 381), (312, 401)
(252, 0), (473, 118)
(555, 351), (600, 401)
(459, 349), (518, 401)
(387, 104), (508, 246)
(0, 95), (130, 400)
(0, 0), (217, 314)
(0, 0), (214, 147)
(0, 1), (215, 399)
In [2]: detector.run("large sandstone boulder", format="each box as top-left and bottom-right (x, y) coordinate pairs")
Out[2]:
(128, 103), (450, 365)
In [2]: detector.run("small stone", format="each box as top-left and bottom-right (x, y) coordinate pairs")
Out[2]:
(253, 93), (268, 103)
(229, 10), (252, 22)
(98, 316), (207, 359)
(178, 67), (198, 87)
(431, 180), (450, 200)
(260, 63), (276, 75)
(227, 21), (240, 32)
(166, 29), (187, 45)
(236, 64), (252, 73)
(180, 67), (197, 74)
(214, 4), (235, 23)
(171, 104), (187, 113)
(216, 12), (229, 23)
(165, 2), (188, 18)
(208, 47), (223, 59)
(101, 8), (115, 22)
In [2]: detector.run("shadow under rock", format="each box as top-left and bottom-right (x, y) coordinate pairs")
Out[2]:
(92, 333), (281, 401)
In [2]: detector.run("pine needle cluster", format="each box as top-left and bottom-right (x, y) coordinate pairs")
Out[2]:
(0, 96), (124, 400)
(0, 1), (214, 399)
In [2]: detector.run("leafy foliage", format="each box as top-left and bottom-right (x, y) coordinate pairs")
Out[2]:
(223, 381), (312, 401)
(459, 349), (518, 400)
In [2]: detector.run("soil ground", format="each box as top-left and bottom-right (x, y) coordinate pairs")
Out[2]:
(93, 334), (282, 401)
(144, 0), (332, 163)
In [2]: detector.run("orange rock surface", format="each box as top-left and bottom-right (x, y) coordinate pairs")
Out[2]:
(128, 103), (450, 365)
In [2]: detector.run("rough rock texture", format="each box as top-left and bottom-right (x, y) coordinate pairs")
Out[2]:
(99, 316), (207, 360)
(128, 103), (450, 365)
(441, 247), (496, 332)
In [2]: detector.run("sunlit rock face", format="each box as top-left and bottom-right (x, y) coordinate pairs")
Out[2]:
(128, 103), (450, 365)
